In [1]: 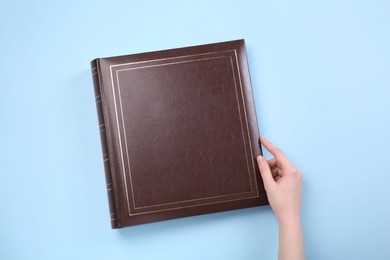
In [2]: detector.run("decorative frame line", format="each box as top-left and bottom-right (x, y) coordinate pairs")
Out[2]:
(109, 49), (259, 216)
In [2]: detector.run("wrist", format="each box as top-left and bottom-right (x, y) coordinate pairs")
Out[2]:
(277, 212), (301, 228)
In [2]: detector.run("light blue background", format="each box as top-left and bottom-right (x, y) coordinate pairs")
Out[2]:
(1, 1), (389, 259)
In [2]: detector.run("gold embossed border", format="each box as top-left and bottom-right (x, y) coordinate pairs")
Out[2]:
(109, 49), (259, 216)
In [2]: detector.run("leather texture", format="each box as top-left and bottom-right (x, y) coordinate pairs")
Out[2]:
(90, 39), (268, 228)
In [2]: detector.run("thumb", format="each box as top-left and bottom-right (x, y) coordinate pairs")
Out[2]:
(256, 155), (275, 190)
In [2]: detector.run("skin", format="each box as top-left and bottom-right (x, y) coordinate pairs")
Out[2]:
(256, 137), (305, 260)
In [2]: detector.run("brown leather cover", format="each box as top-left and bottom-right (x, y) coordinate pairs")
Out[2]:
(90, 39), (268, 228)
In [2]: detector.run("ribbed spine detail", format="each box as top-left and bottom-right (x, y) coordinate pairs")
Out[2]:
(90, 59), (120, 228)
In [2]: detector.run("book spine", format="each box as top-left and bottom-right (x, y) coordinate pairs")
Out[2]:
(90, 59), (120, 228)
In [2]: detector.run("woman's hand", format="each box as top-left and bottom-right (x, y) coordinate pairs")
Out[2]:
(256, 136), (305, 260)
(256, 136), (303, 224)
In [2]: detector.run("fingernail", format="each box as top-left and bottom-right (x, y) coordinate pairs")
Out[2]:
(257, 155), (263, 163)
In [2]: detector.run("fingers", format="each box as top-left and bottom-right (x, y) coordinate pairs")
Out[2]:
(268, 158), (280, 177)
(271, 167), (281, 179)
(267, 157), (276, 166)
(260, 137), (292, 169)
(256, 155), (275, 190)
(268, 158), (278, 169)
(268, 158), (286, 177)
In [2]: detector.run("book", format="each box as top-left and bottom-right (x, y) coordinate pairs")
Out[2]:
(90, 39), (268, 228)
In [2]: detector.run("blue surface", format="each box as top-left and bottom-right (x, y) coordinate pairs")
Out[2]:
(1, 1), (389, 259)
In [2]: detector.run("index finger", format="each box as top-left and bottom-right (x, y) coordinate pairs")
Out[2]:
(260, 136), (292, 169)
